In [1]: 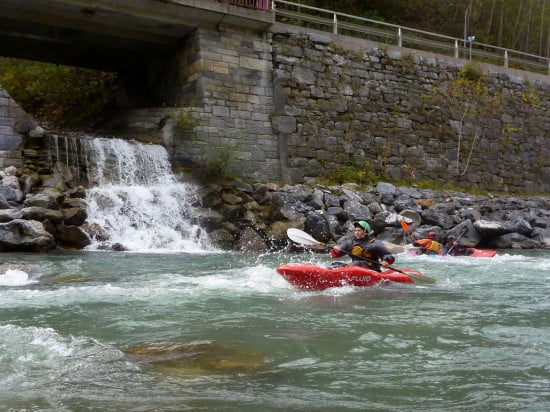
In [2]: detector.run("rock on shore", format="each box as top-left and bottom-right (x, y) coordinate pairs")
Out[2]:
(195, 180), (550, 251)
(0, 160), (548, 252)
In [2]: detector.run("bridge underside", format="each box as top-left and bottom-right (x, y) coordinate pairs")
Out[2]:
(0, 0), (273, 71)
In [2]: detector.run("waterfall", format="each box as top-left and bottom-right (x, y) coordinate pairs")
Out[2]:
(83, 138), (213, 252)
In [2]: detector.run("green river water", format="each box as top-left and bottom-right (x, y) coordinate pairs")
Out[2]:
(0, 249), (548, 411)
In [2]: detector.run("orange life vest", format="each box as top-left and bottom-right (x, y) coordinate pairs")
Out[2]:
(415, 238), (441, 252)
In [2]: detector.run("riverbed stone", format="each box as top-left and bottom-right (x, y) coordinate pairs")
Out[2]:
(0, 219), (55, 251)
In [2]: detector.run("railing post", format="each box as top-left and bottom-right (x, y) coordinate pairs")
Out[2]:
(548, 58), (550, 75)
(504, 50), (508, 68)
(333, 13), (337, 34)
(398, 27), (402, 47)
(454, 40), (458, 58)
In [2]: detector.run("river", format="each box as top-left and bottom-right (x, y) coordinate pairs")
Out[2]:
(1, 138), (547, 411)
(0, 249), (548, 411)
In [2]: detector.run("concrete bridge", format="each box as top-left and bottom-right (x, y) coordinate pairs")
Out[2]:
(0, 0), (273, 71)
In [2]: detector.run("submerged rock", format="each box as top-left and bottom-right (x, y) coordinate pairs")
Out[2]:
(122, 342), (265, 376)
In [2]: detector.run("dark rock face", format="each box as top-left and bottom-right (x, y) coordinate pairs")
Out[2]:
(197, 179), (549, 251)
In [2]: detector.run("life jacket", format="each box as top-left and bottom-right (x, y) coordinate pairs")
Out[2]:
(415, 238), (441, 252)
(351, 240), (376, 259)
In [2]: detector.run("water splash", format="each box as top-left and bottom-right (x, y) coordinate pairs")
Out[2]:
(83, 138), (213, 252)
(0, 269), (36, 286)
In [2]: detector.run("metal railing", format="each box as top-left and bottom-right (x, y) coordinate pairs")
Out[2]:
(218, 0), (269, 12)
(270, 0), (550, 76)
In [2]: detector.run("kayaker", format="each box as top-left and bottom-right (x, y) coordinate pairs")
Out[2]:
(412, 231), (442, 255)
(330, 221), (395, 271)
(444, 235), (470, 256)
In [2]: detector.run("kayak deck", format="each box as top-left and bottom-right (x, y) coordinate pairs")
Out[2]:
(409, 248), (496, 258)
(276, 264), (424, 290)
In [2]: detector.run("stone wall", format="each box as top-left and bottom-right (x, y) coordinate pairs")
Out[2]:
(270, 27), (550, 193)
(115, 25), (281, 181)
(3, 23), (550, 193)
(0, 86), (26, 168)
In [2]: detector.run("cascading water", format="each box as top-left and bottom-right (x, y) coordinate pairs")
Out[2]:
(82, 137), (213, 252)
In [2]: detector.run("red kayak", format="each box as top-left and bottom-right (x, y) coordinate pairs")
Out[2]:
(276, 264), (427, 290)
(409, 248), (496, 258)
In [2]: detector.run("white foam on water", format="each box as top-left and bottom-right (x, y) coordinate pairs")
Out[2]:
(163, 264), (294, 296)
(0, 269), (36, 286)
(83, 138), (214, 253)
(0, 324), (126, 389)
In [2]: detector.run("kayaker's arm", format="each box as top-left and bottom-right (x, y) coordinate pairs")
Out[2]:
(330, 246), (345, 258)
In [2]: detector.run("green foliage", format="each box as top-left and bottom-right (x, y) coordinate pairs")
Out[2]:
(301, 0), (550, 59)
(168, 105), (202, 135)
(427, 66), (502, 179)
(203, 144), (237, 181)
(0, 57), (119, 127)
(321, 162), (378, 186)
(459, 62), (483, 81)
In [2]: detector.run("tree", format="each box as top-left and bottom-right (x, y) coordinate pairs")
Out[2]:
(428, 64), (501, 179)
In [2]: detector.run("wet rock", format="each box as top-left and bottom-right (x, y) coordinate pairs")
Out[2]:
(195, 180), (550, 251)
(0, 186), (19, 203)
(0, 193), (11, 209)
(21, 207), (64, 223)
(41, 174), (67, 191)
(81, 222), (110, 242)
(111, 243), (126, 251)
(0, 219), (55, 251)
(209, 228), (236, 249)
(235, 227), (267, 252)
(52, 223), (91, 249)
(487, 233), (541, 249)
(421, 208), (454, 229)
(0, 209), (23, 223)
(62, 207), (87, 226)
(304, 211), (331, 243)
(24, 188), (64, 209)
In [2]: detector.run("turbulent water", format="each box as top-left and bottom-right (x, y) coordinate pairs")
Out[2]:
(1, 138), (547, 410)
(0, 250), (548, 411)
(82, 138), (212, 252)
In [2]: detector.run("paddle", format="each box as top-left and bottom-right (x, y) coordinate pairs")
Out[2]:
(287, 228), (436, 284)
(443, 226), (469, 256)
(400, 219), (416, 240)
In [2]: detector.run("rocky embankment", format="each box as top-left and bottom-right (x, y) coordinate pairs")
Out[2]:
(0, 165), (90, 251)
(0, 162), (548, 252)
(196, 180), (550, 252)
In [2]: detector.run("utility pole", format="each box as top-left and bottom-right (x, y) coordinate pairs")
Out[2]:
(463, 0), (473, 47)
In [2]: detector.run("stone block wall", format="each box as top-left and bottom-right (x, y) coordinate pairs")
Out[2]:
(172, 25), (281, 180)
(270, 28), (550, 193)
(0, 86), (25, 168)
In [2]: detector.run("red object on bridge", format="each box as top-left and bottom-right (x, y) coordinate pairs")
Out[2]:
(219, 0), (270, 12)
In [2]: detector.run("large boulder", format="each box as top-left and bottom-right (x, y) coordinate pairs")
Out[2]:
(21, 207), (64, 223)
(446, 220), (481, 246)
(487, 233), (541, 249)
(304, 211), (331, 243)
(235, 227), (267, 252)
(52, 223), (91, 249)
(421, 208), (454, 229)
(0, 219), (55, 251)
(24, 188), (64, 209)
(474, 219), (515, 238)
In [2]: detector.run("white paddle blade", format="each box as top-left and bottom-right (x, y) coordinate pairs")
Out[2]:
(287, 228), (325, 247)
